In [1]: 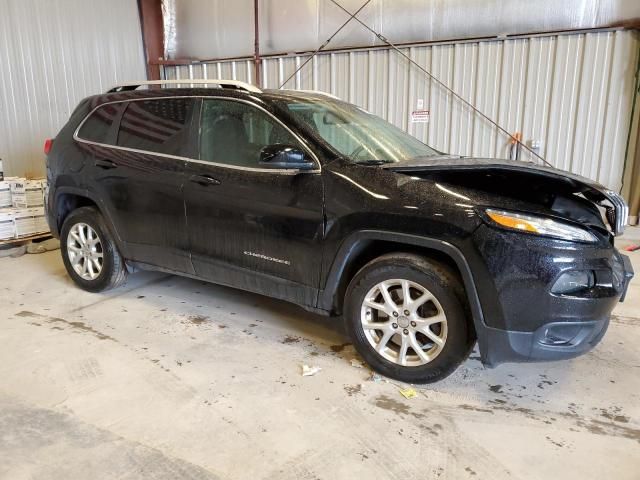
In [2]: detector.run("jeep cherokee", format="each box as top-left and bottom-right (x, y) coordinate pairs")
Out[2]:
(45, 79), (634, 383)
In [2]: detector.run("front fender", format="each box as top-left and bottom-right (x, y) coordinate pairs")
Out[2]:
(318, 230), (491, 361)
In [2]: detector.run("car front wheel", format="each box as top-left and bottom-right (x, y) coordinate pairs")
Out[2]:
(344, 253), (474, 383)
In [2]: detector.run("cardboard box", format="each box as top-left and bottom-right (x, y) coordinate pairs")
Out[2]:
(13, 207), (46, 237)
(0, 209), (16, 240)
(0, 181), (11, 208)
(32, 206), (49, 233)
(11, 179), (44, 208)
(0, 206), (50, 240)
(14, 208), (34, 237)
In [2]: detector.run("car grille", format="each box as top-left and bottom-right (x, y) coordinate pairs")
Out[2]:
(604, 190), (629, 236)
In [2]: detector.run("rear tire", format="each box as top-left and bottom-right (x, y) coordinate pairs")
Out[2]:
(344, 253), (474, 384)
(60, 206), (127, 292)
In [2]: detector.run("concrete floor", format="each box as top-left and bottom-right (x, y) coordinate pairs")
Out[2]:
(0, 241), (639, 480)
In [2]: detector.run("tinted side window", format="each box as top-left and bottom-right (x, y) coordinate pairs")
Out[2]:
(77, 103), (123, 144)
(200, 99), (300, 167)
(117, 98), (195, 156)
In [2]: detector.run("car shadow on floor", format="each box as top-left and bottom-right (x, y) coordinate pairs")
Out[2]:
(104, 266), (348, 341)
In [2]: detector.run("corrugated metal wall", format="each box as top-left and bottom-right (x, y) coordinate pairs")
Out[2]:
(163, 29), (640, 192)
(0, 0), (146, 178)
(164, 0), (640, 59)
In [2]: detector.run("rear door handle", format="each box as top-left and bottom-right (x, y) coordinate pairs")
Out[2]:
(189, 174), (221, 186)
(95, 159), (117, 169)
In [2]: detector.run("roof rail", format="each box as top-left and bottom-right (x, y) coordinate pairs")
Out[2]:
(294, 89), (341, 100)
(106, 79), (262, 94)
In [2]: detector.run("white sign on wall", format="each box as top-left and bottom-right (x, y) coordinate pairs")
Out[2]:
(410, 110), (430, 123)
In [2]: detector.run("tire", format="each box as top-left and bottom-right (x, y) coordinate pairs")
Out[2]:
(60, 206), (127, 292)
(344, 253), (475, 384)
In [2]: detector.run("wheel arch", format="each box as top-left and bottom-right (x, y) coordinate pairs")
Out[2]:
(318, 230), (488, 352)
(53, 187), (123, 248)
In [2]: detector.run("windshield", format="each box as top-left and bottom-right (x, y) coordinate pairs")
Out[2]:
(279, 97), (441, 164)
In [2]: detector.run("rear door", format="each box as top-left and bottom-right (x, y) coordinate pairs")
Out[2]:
(78, 97), (196, 273)
(183, 97), (324, 306)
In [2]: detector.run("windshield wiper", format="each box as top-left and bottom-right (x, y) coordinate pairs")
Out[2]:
(353, 159), (393, 166)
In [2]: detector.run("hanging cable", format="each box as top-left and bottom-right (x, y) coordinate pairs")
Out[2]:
(328, 0), (551, 167)
(279, 0), (372, 89)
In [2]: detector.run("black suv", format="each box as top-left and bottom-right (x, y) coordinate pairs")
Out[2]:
(45, 79), (633, 383)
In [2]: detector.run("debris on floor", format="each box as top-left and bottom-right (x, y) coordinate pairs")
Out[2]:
(399, 387), (418, 399)
(301, 364), (322, 377)
(350, 358), (365, 369)
(624, 244), (640, 252)
(27, 238), (59, 254)
(368, 372), (385, 383)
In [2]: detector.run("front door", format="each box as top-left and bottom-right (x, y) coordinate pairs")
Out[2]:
(183, 97), (324, 306)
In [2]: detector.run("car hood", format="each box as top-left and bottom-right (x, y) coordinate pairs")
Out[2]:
(382, 157), (627, 235)
(384, 156), (607, 192)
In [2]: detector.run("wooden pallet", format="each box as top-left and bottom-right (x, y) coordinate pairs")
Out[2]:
(0, 232), (53, 247)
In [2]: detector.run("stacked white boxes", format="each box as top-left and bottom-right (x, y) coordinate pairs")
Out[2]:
(0, 180), (11, 208)
(0, 177), (50, 241)
(10, 179), (45, 208)
(0, 210), (16, 240)
(14, 208), (34, 237)
(14, 207), (48, 237)
(34, 207), (49, 233)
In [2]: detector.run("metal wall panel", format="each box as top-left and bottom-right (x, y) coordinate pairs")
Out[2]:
(0, 0), (146, 177)
(163, 29), (640, 191)
(164, 0), (640, 60)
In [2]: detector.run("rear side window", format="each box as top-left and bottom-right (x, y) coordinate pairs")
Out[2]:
(117, 98), (195, 156)
(77, 103), (123, 144)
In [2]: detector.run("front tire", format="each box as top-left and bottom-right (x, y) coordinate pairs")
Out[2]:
(60, 206), (127, 292)
(344, 253), (474, 384)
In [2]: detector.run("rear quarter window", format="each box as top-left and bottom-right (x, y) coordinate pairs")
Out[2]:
(76, 103), (123, 144)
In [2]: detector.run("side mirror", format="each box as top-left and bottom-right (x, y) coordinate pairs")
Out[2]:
(259, 144), (315, 170)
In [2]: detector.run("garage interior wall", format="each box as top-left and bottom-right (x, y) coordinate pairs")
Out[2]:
(0, 0), (146, 178)
(163, 29), (640, 194)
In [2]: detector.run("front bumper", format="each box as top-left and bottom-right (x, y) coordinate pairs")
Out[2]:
(483, 318), (610, 365)
(471, 225), (634, 366)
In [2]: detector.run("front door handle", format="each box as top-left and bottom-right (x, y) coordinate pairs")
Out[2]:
(189, 174), (221, 186)
(95, 159), (117, 169)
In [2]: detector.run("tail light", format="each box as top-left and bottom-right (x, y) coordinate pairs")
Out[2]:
(44, 138), (54, 155)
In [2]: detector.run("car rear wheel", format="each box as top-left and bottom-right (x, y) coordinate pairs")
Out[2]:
(60, 206), (127, 292)
(344, 253), (474, 383)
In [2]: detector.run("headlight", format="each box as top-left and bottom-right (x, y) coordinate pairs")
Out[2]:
(485, 209), (598, 243)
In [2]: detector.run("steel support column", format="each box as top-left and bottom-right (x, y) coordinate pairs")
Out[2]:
(137, 0), (164, 80)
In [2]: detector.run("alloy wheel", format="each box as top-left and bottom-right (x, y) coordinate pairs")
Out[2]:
(360, 278), (448, 366)
(67, 222), (104, 281)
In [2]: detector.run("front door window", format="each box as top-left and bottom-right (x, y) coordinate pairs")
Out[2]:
(199, 99), (301, 167)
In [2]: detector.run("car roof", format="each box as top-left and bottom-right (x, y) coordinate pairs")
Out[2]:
(85, 86), (341, 109)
